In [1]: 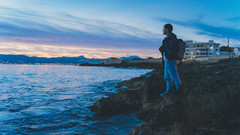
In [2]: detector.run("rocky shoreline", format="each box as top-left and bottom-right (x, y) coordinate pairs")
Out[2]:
(79, 62), (161, 69)
(90, 58), (240, 135)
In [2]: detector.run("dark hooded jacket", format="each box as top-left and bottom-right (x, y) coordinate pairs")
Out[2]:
(159, 33), (178, 64)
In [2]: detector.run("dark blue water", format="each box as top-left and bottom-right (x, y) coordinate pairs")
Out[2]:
(0, 65), (152, 134)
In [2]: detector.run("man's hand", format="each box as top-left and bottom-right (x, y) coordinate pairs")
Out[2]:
(166, 59), (169, 62)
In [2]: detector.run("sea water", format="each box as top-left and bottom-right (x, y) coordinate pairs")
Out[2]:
(0, 65), (152, 134)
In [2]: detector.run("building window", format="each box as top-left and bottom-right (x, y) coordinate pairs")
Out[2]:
(209, 53), (212, 55)
(186, 53), (188, 55)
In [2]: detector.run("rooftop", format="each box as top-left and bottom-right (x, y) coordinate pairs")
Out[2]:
(185, 40), (220, 45)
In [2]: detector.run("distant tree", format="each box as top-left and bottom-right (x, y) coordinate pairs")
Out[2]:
(147, 57), (154, 60)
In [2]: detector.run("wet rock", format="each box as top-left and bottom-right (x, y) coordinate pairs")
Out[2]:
(91, 57), (240, 135)
(90, 90), (141, 116)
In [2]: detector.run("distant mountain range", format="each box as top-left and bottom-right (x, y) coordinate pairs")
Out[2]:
(0, 54), (142, 65)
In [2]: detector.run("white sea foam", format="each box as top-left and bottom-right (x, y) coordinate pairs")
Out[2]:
(0, 65), (151, 134)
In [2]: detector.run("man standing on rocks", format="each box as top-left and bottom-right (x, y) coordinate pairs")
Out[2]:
(159, 24), (182, 96)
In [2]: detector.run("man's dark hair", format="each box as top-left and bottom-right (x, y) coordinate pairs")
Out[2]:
(164, 24), (173, 33)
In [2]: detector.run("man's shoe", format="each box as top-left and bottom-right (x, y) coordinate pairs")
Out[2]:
(160, 90), (171, 96)
(174, 85), (183, 95)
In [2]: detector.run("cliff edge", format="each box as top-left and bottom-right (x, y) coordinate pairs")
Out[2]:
(90, 58), (240, 135)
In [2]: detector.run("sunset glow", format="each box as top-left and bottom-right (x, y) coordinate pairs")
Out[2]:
(0, 0), (239, 58)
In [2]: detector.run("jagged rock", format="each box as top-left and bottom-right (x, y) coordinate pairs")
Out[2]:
(89, 90), (141, 116)
(90, 58), (240, 135)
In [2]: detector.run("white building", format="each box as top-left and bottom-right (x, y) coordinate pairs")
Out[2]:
(184, 40), (220, 58)
(234, 47), (240, 56)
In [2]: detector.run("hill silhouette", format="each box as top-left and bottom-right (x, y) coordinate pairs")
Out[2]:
(0, 54), (142, 65)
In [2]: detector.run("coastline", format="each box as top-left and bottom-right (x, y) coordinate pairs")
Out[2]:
(90, 57), (240, 135)
(79, 63), (162, 69)
(0, 65), (152, 134)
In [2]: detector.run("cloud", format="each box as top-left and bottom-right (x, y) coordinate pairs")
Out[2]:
(0, 42), (156, 58)
(226, 16), (240, 22)
(156, 17), (240, 41)
(0, 7), (162, 50)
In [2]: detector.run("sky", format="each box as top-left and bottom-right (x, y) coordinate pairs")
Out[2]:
(0, 0), (240, 58)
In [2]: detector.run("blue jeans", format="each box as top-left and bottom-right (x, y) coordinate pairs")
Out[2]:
(163, 60), (182, 93)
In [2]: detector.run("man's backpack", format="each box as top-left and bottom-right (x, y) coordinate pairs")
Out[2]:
(176, 39), (186, 60)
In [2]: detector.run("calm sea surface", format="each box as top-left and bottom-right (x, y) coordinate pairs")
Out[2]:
(0, 65), (152, 134)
